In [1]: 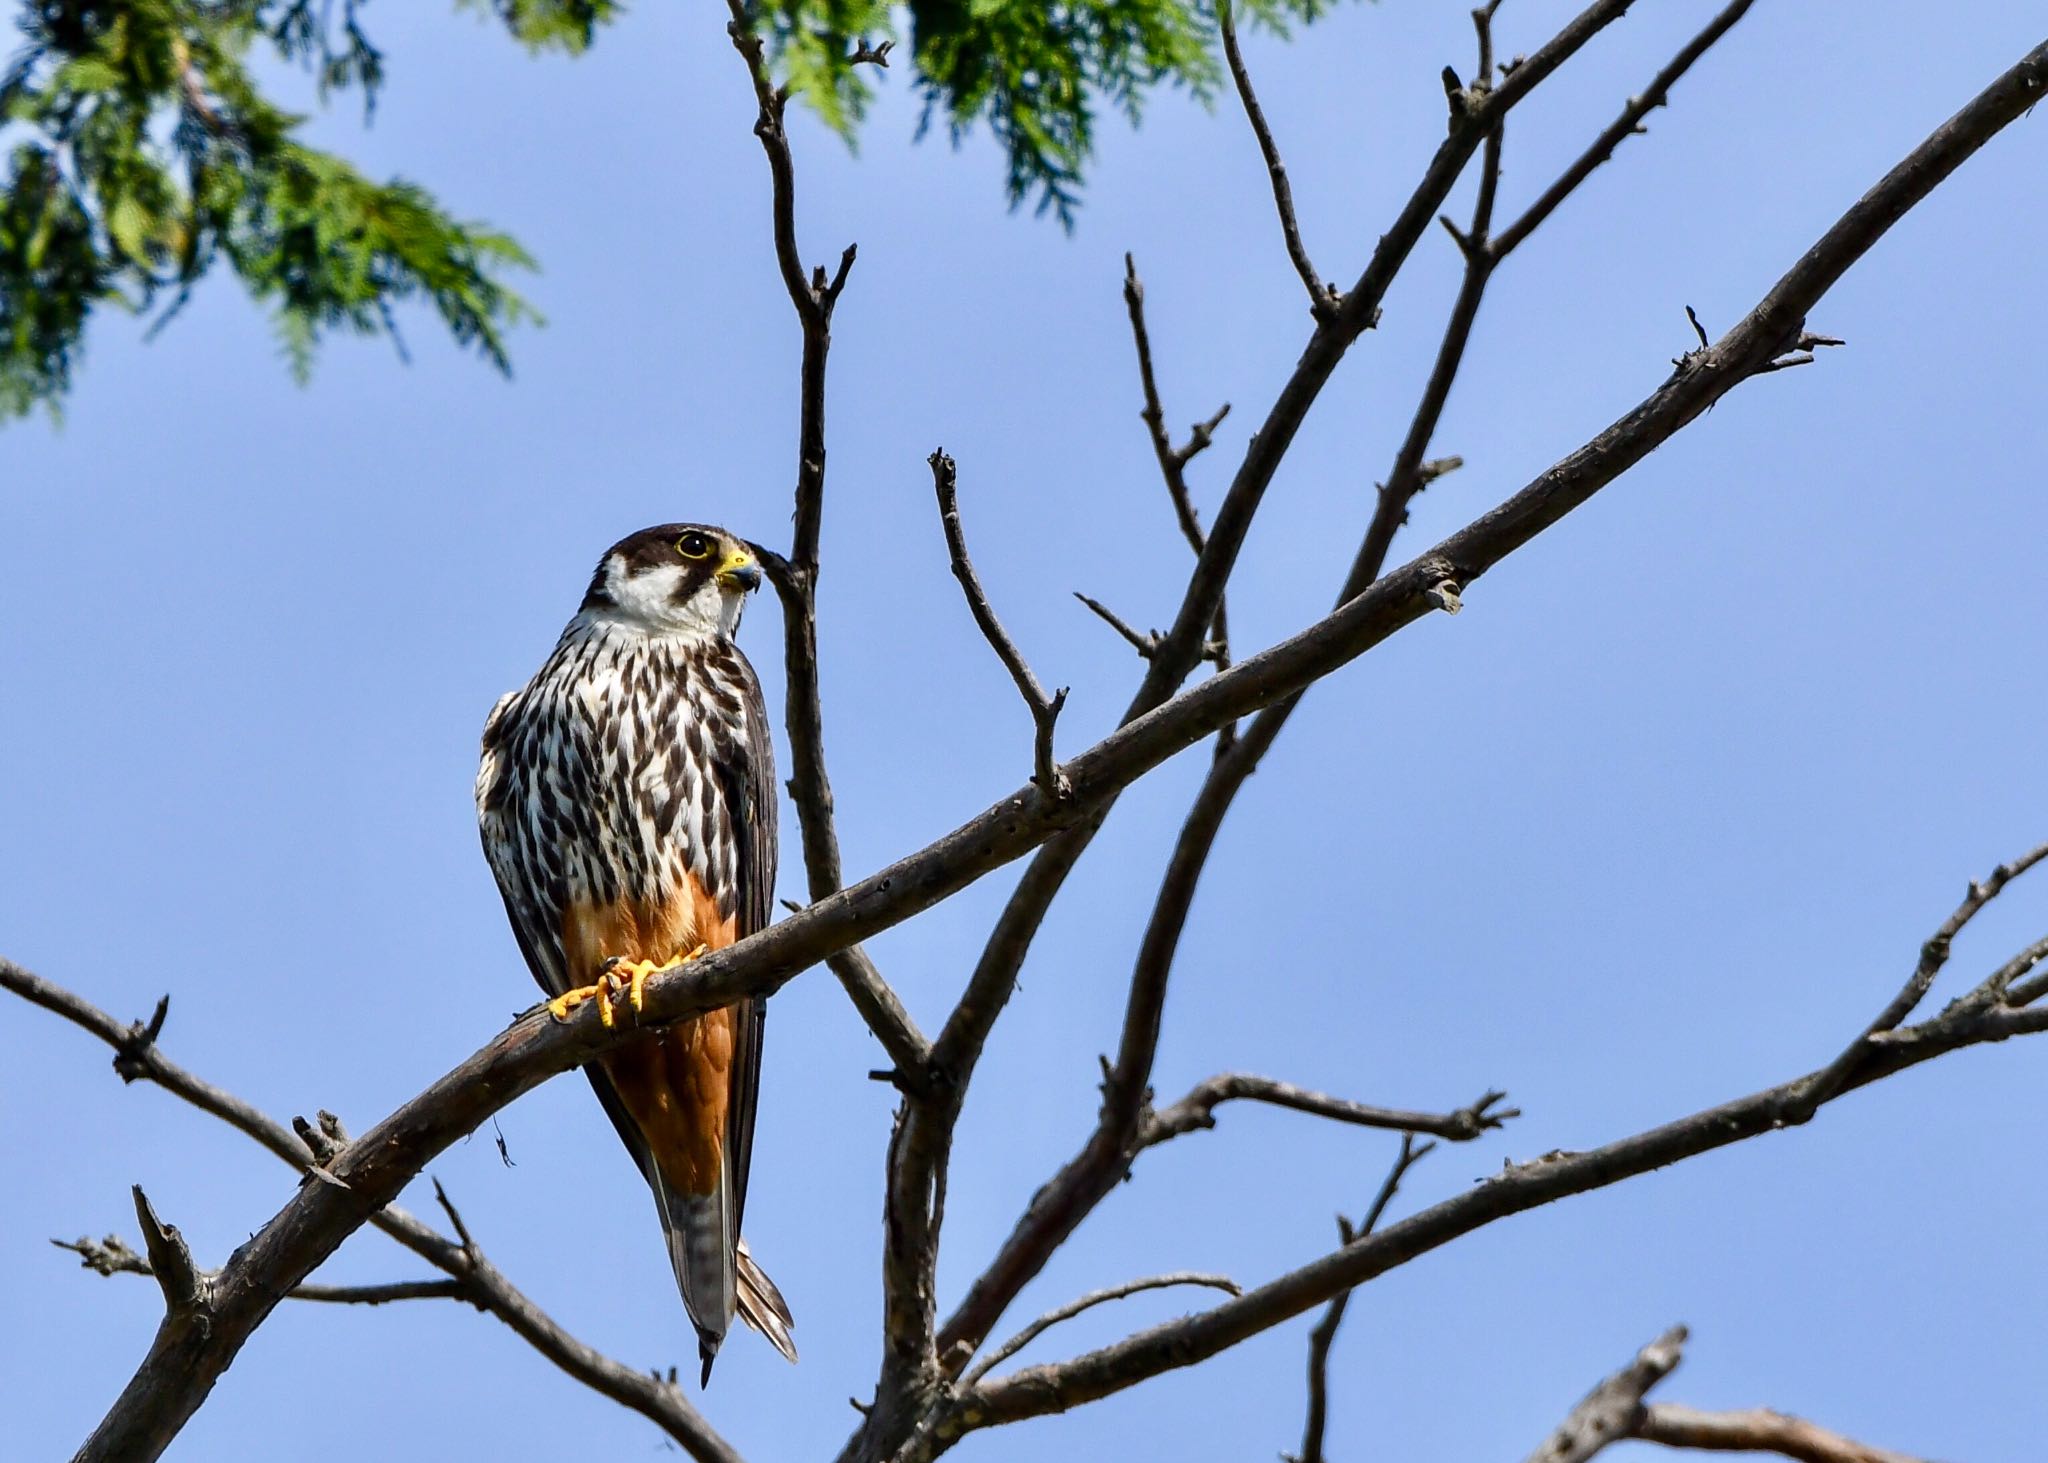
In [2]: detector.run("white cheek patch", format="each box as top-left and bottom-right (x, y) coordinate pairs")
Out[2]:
(600, 557), (739, 642)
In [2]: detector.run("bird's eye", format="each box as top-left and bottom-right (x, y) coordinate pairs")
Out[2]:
(676, 533), (712, 560)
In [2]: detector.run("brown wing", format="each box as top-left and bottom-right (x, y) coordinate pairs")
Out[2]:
(716, 657), (777, 1248)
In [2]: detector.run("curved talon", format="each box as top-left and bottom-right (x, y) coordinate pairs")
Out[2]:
(545, 985), (596, 1023)
(546, 969), (628, 1027)
(591, 944), (714, 1019)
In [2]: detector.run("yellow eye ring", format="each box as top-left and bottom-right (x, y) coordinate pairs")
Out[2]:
(676, 532), (712, 560)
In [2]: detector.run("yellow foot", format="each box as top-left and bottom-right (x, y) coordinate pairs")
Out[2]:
(546, 973), (624, 1028)
(601, 944), (710, 1016)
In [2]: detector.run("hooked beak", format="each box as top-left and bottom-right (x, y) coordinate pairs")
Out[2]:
(716, 547), (763, 593)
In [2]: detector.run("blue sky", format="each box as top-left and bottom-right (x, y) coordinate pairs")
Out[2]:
(5, 2), (2046, 1459)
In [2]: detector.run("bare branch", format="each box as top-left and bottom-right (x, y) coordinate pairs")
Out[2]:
(1996, 933), (2048, 1007)
(1217, 0), (1335, 320)
(130, 1188), (204, 1319)
(1144, 1077), (1515, 1147)
(432, 1176), (479, 1254)
(55, 1235), (467, 1307)
(757, 568), (928, 1083)
(910, 14), (1662, 1379)
(1519, 1332), (1936, 1463)
(845, 37), (895, 69)
(957, 930), (2048, 1430)
(959, 1273), (1241, 1389)
(1123, 254), (1234, 675)
(941, 1070), (1507, 1390)
(1634, 1403), (1933, 1463)
(1492, 0), (1761, 259)
(1292, 1134), (1435, 1463)
(723, 5), (816, 330)
(0, 961), (742, 1463)
(931, 449), (1071, 799)
(1524, 1326), (1689, 1463)
(1790, 840), (2048, 1120)
(725, 1), (930, 1084)
(935, 4), (1517, 1365)
(1357, 17), (1506, 594)
(1074, 592), (1159, 657)
(38, 35), (2048, 1455)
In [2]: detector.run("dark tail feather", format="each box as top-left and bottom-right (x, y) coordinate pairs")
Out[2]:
(649, 1166), (735, 1379)
(736, 1237), (798, 1364)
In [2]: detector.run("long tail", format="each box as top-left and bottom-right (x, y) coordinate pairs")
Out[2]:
(649, 1167), (797, 1382)
(650, 1164), (735, 1383)
(736, 1237), (797, 1365)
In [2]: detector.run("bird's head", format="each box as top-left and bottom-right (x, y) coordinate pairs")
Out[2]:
(579, 524), (764, 641)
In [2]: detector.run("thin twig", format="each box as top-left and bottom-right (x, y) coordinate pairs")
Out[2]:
(1217, 0), (1335, 319)
(1074, 593), (1159, 657)
(1291, 1135), (1434, 1463)
(959, 1273), (1241, 1388)
(1123, 255), (1234, 678)
(54, 1236), (467, 1307)
(1996, 933), (2048, 1007)
(931, 449), (1071, 799)
(724, 4), (814, 327)
(1143, 1077), (1515, 1147)
(1491, 0), (1761, 259)
(1790, 841), (2048, 1120)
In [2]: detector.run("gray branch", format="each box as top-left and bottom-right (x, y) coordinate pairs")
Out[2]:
(1524, 1326), (1688, 1463)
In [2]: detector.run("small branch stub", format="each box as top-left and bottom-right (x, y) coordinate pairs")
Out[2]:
(930, 449), (1072, 799)
(131, 1186), (206, 1319)
(112, 995), (170, 1082)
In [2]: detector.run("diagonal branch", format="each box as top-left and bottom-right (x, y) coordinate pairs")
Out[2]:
(1217, 0), (1336, 320)
(1788, 840), (2048, 1120)
(129, 1187), (205, 1320)
(1073, 592), (1158, 658)
(1491, 0), (1761, 259)
(931, 448), (1071, 799)
(1523, 1328), (1936, 1463)
(1525, 1326), (1689, 1463)
(0, 962), (742, 1463)
(41, 36), (2048, 1456)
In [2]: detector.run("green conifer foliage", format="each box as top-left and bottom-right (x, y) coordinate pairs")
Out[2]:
(0, 0), (1339, 420)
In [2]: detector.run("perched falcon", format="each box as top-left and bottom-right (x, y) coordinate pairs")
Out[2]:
(476, 524), (795, 1382)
